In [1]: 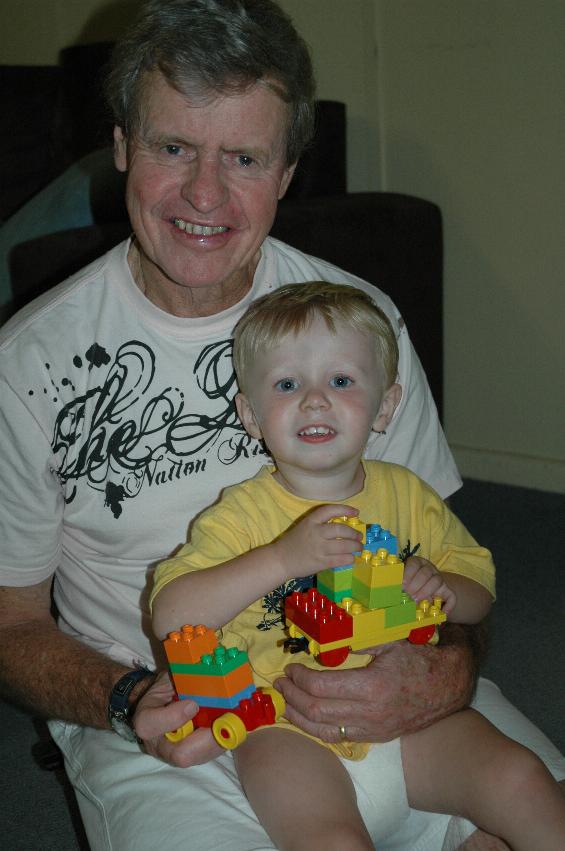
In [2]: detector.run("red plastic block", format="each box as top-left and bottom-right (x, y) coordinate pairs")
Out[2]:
(285, 588), (353, 644)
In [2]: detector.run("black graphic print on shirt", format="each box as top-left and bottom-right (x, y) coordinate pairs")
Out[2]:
(257, 575), (315, 631)
(29, 339), (267, 518)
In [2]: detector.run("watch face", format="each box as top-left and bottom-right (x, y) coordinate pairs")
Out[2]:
(110, 713), (138, 743)
(109, 668), (152, 743)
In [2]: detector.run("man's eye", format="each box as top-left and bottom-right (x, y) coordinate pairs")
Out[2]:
(237, 154), (255, 168)
(275, 378), (297, 392)
(330, 375), (353, 388)
(164, 144), (182, 156)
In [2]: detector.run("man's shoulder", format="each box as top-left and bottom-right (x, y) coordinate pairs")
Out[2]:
(262, 237), (397, 318)
(0, 241), (128, 352)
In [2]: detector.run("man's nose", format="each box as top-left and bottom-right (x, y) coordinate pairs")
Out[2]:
(181, 156), (228, 213)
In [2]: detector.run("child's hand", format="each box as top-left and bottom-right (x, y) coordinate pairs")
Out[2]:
(271, 505), (362, 580)
(403, 556), (456, 614)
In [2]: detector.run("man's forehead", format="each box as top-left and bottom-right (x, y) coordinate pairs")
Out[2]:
(136, 71), (289, 148)
(139, 70), (287, 118)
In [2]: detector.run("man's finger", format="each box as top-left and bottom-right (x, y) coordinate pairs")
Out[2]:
(135, 695), (199, 740)
(278, 661), (373, 700)
(152, 726), (224, 768)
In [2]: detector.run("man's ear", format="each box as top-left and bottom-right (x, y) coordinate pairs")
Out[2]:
(278, 161), (297, 200)
(372, 383), (402, 433)
(235, 393), (263, 440)
(113, 126), (128, 173)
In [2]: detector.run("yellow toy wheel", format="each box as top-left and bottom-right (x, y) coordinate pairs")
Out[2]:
(308, 639), (320, 657)
(288, 624), (300, 639)
(262, 687), (285, 720)
(212, 712), (248, 750)
(165, 719), (194, 743)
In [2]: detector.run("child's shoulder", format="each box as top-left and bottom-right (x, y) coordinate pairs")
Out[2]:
(215, 465), (277, 508)
(364, 460), (440, 497)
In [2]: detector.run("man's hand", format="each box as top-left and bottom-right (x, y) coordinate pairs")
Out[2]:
(274, 624), (478, 743)
(133, 671), (223, 767)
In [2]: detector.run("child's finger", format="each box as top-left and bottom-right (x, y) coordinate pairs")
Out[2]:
(310, 504), (359, 524)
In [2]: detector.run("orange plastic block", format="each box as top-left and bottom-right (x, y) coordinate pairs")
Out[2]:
(164, 624), (218, 664)
(170, 662), (255, 699)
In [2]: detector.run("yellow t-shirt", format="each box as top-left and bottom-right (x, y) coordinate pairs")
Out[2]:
(152, 461), (495, 759)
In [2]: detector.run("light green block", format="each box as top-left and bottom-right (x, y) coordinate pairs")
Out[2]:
(169, 647), (249, 676)
(351, 578), (403, 609)
(385, 596), (418, 627)
(317, 567), (353, 592)
(317, 580), (352, 602)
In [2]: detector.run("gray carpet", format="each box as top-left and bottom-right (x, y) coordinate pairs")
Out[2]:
(450, 478), (565, 754)
(1, 478), (563, 850)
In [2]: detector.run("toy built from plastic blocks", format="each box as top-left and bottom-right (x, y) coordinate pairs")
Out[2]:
(163, 624), (285, 748)
(285, 520), (446, 667)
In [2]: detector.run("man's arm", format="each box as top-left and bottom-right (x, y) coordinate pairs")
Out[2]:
(274, 621), (487, 744)
(0, 579), (224, 767)
(0, 579), (146, 727)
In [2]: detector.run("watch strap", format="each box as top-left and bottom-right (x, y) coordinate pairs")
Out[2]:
(109, 667), (153, 726)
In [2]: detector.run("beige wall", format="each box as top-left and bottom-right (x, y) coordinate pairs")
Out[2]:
(373, 0), (565, 492)
(2, 0), (563, 491)
(0, 0), (138, 61)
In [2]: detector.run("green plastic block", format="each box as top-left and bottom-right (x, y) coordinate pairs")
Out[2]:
(384, 595), (418, 627)
(317, 566), (353, 592)
(169, 646), (249, 676)
(351, 578), (404, 609)
(317, 580), (352, 603)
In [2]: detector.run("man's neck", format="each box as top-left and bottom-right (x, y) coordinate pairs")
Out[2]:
(128, 241), (257, 318)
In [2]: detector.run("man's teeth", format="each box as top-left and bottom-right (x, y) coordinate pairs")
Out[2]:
(173, 218), (228, 236)
(299, 426), (334, 436)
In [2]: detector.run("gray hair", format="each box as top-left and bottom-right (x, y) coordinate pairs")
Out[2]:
(105, 0), (316, 165)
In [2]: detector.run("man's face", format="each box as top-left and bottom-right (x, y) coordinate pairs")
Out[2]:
(114, 72), (296, 314)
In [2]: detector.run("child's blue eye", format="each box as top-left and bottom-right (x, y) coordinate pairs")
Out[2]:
(330, 375), (353, 388)
(275, 378), (297, 392)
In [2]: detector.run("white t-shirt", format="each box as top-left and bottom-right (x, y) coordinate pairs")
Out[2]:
(0, 237), (460, 667)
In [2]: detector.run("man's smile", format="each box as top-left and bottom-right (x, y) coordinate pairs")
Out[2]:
(172, 217), (229, 236)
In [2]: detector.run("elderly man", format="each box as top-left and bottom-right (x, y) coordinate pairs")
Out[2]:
(0, 2), (562, 850)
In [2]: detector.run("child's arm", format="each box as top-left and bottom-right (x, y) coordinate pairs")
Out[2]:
(403, 555), (493, 623)
(152, 504), (363, 640)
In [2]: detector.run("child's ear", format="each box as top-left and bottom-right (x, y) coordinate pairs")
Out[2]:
(372, 383), (402, 432)
(235, 393), (263, 440)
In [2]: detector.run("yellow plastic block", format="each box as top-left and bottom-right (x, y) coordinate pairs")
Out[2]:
(353, 548), (404, 589)
(329, 515), (366, 544)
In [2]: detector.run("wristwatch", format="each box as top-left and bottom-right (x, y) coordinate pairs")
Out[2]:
(108, 667), (153, 742)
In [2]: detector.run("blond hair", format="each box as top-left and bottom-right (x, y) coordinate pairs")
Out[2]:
(233, 281), (399, 394)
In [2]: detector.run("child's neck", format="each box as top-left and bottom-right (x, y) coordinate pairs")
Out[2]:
(272, 461), (365, 502)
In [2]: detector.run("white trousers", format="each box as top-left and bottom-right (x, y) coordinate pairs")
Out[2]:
(49, 678), (565, 851)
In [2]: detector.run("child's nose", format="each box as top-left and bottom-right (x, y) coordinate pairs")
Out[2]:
(300, 386), (330, 411)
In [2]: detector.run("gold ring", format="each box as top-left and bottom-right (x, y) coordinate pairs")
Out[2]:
(338, 725), (347, 740)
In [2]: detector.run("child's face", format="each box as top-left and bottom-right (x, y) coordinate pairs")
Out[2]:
(236, 315), (400, 487)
